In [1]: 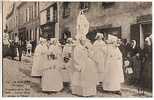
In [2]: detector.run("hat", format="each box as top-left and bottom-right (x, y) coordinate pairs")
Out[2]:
(145, 37), (151, 46)
(95, 33), (104, 39)
(50, 38), (55, 43)
(131, 40), (136, 49)
(67, 38), (73, 42)
(52, 38), (58, 42)
(52, 38), (60, 45)
(40, 37), (46, 42)
(108, 34), (118, 43)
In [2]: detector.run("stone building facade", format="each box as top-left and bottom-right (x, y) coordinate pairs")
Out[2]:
(6, 2), (40, 43)
(6, 2), (152, 46)
(17, 2), (40, 43)
(59, 2), (152, 47)
(6, 2), (18, 40)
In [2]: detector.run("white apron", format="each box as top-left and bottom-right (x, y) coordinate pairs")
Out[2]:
(103, 44), (124, 91)
(41, 44), (63, 92)
(31, 44), (48, 77)
(41, 60), (63, 92)
(93, 40), (107, 83)
(72, 45), (97, 96)
(61, 44), (73, 82)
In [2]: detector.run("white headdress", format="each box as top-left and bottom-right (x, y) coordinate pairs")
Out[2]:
(39, 37), (46, 43)
(67, 38), (73, 42)
(145, 37), (151, 46)
(95, 33), (104, 39)
(52, 38), (61, 46)
(108, 34), (118, 43)
(131, 40), (136, 49)
(50, 38), (55, 44)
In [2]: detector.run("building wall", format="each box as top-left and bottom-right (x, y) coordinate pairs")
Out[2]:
(3, 1), (14, 29)
(6, 2), (18, 40)
(17, 2), (40, 43)
(59, 2), (152, 41)
(39, 2), (60, 39)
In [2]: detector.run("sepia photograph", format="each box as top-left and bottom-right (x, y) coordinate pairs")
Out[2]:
(1, 0), (153, 97)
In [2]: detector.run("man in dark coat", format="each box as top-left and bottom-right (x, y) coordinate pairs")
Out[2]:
(18, 39), (24, 61)
(10, 40), (17, 60)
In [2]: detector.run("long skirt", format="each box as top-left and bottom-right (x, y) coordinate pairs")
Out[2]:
(103, 60), (124, 91)
(41, 69), (63, 92)
(71, 63), (97, 96)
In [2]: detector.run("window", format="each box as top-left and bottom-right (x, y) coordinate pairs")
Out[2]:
(48, 4), (57, 22)
(27, 8), (30, 22)
(34, 2), (37, 18)
(32, 6), (34, 19)
(30, 6), (33, 20)
(46, 9), (50, 22)
(50, 7), (54, 22)
(15, 16), (17, 26)
(80, 2), (90, 10)
(33, 4), (35, 19)
(53, 4), (57, 22)
(40, 10), (47, 25)
(102, 2), (115, 9)
(36, 2), (39, 17)
(34, 2), (39, 18)
(26, 8), (27, 22)
(24, 8), (26, 23)
(63, 2), (70, 18)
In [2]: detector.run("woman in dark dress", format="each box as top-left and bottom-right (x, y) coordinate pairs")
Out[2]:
(9, 41), (17, 60)
(139, 40), (152, 94)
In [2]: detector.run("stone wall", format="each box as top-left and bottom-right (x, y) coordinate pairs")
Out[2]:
(59, 2), (152, 40)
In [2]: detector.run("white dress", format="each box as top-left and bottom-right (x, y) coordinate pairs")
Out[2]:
(103, 44), (124, 91)
(41, 60), (63, 92)
(93, 40), (107, 83)
(31, 44), (48, 77)
(61, 44), (73, 83)
(72, 44), (98, 96)
(41, 44), (63, 92)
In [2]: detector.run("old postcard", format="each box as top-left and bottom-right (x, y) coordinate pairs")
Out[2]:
(1, 0), (153, 97)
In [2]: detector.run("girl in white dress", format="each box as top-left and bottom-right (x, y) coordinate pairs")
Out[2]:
(103, 34), (124, 95)
(31, 38), (47, 77)
(40, 38), (63, 92)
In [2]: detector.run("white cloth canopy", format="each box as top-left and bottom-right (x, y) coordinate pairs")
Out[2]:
(76, 12), (89, 40)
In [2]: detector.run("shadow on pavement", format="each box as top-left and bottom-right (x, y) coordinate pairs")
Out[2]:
(31, 81), (42, 93)
(19, 68), (31, 77)
(22, 58), (32, 64)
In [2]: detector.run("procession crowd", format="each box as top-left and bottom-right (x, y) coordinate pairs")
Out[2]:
(31, 31), (127, 96)
(3, 11), (152, 97)
(30, 11), (152, 97)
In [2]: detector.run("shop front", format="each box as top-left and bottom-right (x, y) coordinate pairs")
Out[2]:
(40, 22), (55, 39)
(130, 14), (152, 49)
(40, 3), (57, 39)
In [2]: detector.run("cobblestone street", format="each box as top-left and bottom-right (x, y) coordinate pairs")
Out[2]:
(3, 56), (152, 97)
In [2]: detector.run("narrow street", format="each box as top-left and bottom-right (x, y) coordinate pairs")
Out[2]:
(2, 56), (152, 97)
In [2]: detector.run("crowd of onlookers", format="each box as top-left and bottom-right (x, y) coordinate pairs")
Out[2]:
(119, 36), (152, 93)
